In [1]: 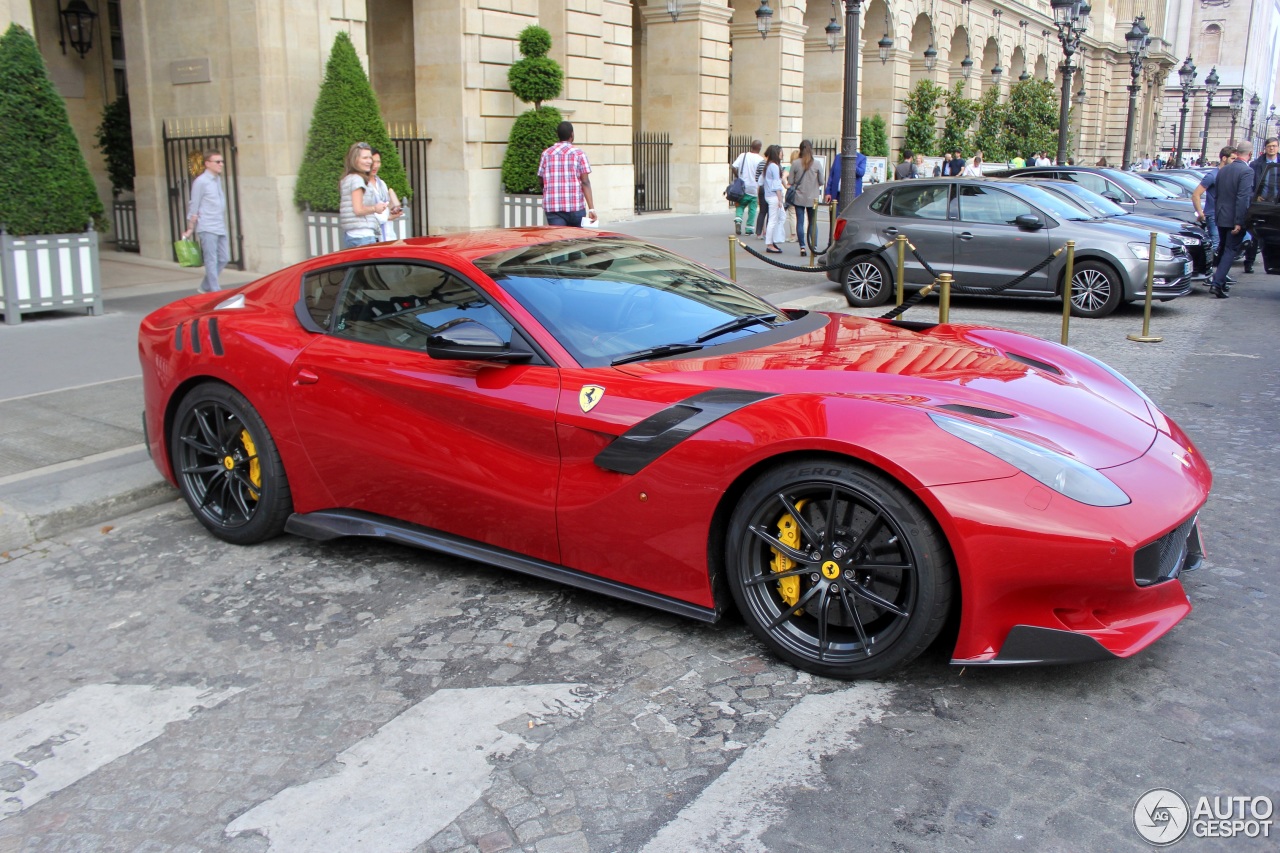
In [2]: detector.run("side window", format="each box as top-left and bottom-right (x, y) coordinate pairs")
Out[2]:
(889, 185), (951, 220)
(956, 185), (1033, 225)
(332, 263), (514, 351)
(303, 267), (349, 329)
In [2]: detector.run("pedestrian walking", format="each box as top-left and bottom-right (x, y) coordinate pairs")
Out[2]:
(181, 149), (230, 293)
(894, 149), (915, 181)
(537, 121), (596, 227)
(730, 140), (764, 236)
(339, 141), (386, 249)
(1191, 146), (1233, 263)
(762, 144), (787, 254)
(789, 140), (825, 257)
(1208, 142), (1256, 298)
(824, 149), (867, 207)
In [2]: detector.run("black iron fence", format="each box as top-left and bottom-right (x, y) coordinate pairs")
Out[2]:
(162, 117), (244, 268)
(813, 138), (838, 169)
(111, 198), (139, 252)
(634, 132), (671, 214)
(728, 134), (752, 170)
(389, 126), (431, 236)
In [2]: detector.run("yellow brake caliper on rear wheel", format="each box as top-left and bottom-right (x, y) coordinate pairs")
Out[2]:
(240, 429), (261, 501)
(769, 500), (806, 608)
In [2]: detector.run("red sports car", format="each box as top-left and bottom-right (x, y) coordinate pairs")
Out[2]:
(139, 229), (1211, 679)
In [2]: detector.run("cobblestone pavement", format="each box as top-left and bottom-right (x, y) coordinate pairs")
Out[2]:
(0, 278), (1276, 851)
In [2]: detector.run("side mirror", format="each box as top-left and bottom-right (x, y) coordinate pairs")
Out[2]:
(1014, 213), (1045, 230)
(427, 318), (532, 363)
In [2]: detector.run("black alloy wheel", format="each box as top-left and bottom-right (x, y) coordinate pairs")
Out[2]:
(842, 255), (893, 307)
(1067, 260), (1123, 318)
(171, 382), (292, 545)
(726, 459), (953, 678)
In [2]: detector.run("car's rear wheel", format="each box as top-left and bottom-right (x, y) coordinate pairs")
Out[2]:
(842, 255), (893, 307)
(725, 458), (953, 679)
(171, 382), (292, 545)
(1067, 260), (1123, 318)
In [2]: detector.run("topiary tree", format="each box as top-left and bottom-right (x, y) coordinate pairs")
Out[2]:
(940, 81), (978, 156)
(971, 87), (1008, 161)
(501, 26), (564, 194)
(96, 94), (135, 195)
(0, 24), (105, 235)
(294, 31), (408, 212)
(902, 80), (945, 158)
(860, 113), (890, 157)
(1004, 78), (1061, 163)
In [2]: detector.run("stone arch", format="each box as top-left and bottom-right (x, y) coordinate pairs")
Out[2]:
(908, 13), (936, 87)
(1199, 23), (1222, 68)
(981, 35), (1002, 93)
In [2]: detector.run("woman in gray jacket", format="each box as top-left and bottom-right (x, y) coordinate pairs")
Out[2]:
(789, 140), (825, 256)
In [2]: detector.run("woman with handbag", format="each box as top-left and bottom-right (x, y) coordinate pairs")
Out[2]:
(762, 145), (787, 253)
(789, 140), (825, 256)
(339, 142), (388, 249)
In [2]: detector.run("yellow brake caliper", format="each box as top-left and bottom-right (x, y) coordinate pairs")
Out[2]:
(240, 429), (261, 501)
(769, 500), (806, 608)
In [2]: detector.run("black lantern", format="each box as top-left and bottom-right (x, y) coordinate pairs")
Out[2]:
(923, 42), (937, 71)
(59, 0), (98, 59)
(826, 17), (842, 52)
(960, 55), (974, 78)
(1249, 92), (1262, 139)
(1174, 56), (1197, 165)
(1050, 0), (1090, 164)
(1199, 66), (1218, 163)
(755, 0), (773, 38)
(1229, 88), (1244, 144)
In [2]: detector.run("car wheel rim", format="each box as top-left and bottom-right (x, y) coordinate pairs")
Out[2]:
(847, 262), (884, 301)
(176, 400), (263, 529)
(735, 480), (918, 665)
(1071, 269), (1110, 312)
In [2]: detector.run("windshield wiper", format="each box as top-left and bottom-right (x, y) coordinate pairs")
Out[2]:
(611, 342), (705, 366)
(695, 312), (780, 344)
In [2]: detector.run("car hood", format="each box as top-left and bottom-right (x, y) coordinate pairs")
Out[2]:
(615, 313), (1157, 469)
(1111, 213), (1187, 234)
(1065, 219), (1181, 248)
(1146, 198), (1196, 217)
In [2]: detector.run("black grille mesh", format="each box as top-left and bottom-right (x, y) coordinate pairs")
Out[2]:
(1133, 515), (1197, 586)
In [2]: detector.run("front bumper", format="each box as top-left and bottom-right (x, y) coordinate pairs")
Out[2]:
(1117, 255), (1195, 301)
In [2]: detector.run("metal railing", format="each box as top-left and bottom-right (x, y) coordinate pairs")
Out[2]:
(111, 199), (139, 252)
(634, 132), (672, 214)
(389, 127), (431, 236)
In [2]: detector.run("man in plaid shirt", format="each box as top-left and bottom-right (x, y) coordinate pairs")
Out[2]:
(538, 121), (596, 227)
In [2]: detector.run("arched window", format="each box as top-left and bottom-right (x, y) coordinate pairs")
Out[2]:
(1199, 24), (1222, 68)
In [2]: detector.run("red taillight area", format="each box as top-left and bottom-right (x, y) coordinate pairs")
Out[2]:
(832, 218), (847, 243)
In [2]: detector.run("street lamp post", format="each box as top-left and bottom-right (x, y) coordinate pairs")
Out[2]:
(1121, 15), (1150, 170)
(1050, 0), (1090, 165)
(1228, 88), (1243, 144)
(1199, 66), (1219, 164)
(838, 0), (863, 211)
(1248, 93), (1261, 142)
(1174, 56), (1196, 166)
(1270, 105), (1278, 139)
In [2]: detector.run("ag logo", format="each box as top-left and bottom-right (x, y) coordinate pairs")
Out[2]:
(579, 385), (606, 413)
(1134, 788), (1190, 846)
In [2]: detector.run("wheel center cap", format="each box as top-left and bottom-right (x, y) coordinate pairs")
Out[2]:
(222, 456), (235, 470)
(821, 560), (841, 580)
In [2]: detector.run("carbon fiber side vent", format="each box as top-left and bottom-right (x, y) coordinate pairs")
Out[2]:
(1004, 352), (1063, 375)
(936, 404), (1015, 420)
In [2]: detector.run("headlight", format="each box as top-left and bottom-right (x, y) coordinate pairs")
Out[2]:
(930, 413), (1131, 507)
(1128, 241), (1174, 261)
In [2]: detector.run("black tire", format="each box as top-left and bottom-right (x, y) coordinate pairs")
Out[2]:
(842, 255), (893, 307)
(170, 382), (292, 545)
(725, 458), (954, 679)
(1066, 260), (1123, 318)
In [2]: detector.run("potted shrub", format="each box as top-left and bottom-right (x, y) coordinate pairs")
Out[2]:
(0, 24), (106, 324)
(295, 31), (409, 256)
(96, 94), (138, 251)
(500, 26), (563, 227)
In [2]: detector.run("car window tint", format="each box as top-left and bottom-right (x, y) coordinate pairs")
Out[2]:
(956, 185), (1033, 225)
(302, 267), (349, 329)
(888, 185), (950, 220)
(332, 263), (513, 351)
(868, 192), (890, 213)
(1064, 172), (1112, 197)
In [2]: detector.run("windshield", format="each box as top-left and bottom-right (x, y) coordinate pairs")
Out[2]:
(1006, 183), (1095, 221)
(1037, 182), (1128, 216)
(1107, 169), (1177, 199)
(474, 237), (788, 366)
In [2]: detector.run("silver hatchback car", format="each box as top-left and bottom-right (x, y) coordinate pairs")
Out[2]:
(822, 177), (1193, 318)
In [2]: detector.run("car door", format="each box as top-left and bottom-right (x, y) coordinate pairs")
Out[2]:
(1250, 162), (1280, 274)
(288, 260), (563, 563)
(952, 184), (1052, 291)
(880, 182), (954, 283)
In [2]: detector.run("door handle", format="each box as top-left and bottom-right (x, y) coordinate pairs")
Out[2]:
(958, 232), (975, 241)
(294, 369), (319, 385)
(884, 227), (899, 236)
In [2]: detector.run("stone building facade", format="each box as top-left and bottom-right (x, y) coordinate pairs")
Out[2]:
(5, 0), (1278, 274)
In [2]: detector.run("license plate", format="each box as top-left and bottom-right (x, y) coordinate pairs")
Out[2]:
(1184, 260), (1192, 276)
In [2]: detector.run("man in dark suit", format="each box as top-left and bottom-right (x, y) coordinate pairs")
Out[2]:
(1209, 142), (1256, 298)
(1244, 137), (1280, 273)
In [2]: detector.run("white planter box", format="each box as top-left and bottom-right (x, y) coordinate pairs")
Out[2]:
(502, 193), (546, 227)
(304, 208), (413, 259)
(0, 228), (102, 326)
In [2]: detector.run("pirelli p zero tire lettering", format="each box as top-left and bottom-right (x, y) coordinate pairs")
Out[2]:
(171, 382), (293, 545)
(725, 458), (954, 679)
(842, 255), (894, 307)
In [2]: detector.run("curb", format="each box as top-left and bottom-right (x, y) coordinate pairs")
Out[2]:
(0, 449), (177, 556)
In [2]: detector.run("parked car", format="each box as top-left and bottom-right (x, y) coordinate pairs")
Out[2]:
(1249, 161), (1280, 274)
(990, 166), (1200, 225)
(1139, 171), (1201, 198)
(138, 228), (1211, 678)
(1013, 177), (1210, 277)
(821, 177), (1194, 317)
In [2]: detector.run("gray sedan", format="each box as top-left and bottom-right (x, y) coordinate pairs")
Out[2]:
(821, 177), (1193, 318)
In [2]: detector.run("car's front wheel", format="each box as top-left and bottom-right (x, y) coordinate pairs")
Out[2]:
(171, 382), (293, 545)
(1067, 260), (1123, 318)
(842, 255), (893, 307)
(725, 458), (954, 679)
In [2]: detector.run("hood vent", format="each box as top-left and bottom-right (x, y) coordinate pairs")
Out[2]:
(937, 403), (1014, 420)
(1005, 352), (1062, 375)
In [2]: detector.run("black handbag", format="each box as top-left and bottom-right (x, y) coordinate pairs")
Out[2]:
(725, 176), (746, 203)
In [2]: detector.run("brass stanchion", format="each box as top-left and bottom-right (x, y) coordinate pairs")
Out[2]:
(938, 273), (952, 324)
(895, 234), (907, 306)
(828, 200), (837, 248)
(728, 234), (737, 282)
(807, 205), (817, 269)
(1127, 231), (1163, 343)
(1060, 240), (1075, 345)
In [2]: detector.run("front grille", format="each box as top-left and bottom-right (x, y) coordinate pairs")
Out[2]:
(1133, 514), (1200, 586)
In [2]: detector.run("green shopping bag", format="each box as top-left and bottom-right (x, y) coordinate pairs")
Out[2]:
(174, 238), (203, 268)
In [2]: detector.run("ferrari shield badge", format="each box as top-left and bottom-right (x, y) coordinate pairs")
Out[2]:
(579, 385), (606, 413)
